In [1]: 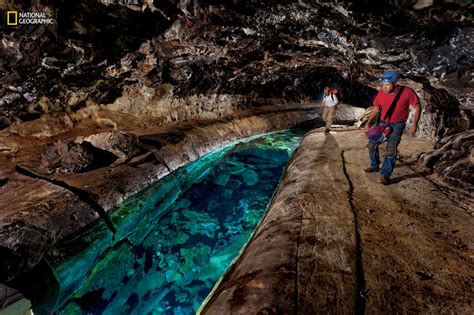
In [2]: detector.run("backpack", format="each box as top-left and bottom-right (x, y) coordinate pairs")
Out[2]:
(330, 89), (340, 102)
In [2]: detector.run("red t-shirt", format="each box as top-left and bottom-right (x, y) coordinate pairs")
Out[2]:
(373, 86), (420, 123)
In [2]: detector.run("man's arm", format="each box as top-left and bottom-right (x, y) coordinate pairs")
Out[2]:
(364, 107), (379, 130)
(410, 103), (421, 135)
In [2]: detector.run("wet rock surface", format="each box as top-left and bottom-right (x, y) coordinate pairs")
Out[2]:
(202, 129), (474, 314)
(0, 160), (99, 282)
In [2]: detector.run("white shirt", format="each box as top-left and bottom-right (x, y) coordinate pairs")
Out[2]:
(323, 93), (339, 108)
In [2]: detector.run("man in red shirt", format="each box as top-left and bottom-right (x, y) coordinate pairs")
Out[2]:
(364, 70), (421, 185)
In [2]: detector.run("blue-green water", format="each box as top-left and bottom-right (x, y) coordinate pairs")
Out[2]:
(43, 129), (305, 314)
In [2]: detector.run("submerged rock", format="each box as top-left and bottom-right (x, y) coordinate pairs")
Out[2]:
(226, 179), (242, 189)
(179, 244), (211, 274)
(213, 173), (230, 186)
(182, 209), (220, 238)
(240, 197), (267, 228)
(252, 147), (289, 163)
(241, 169), (259, 186)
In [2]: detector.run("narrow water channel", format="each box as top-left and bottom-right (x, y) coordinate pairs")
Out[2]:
(39, 128), (306, 314)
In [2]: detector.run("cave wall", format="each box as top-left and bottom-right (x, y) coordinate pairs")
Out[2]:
(0, 0), (472, 139)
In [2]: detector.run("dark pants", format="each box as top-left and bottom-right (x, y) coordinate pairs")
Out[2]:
(368, 121), (406, 177)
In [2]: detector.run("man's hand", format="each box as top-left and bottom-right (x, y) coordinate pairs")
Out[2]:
(364, 123), (370, 131)
(410, 103), (421, 136)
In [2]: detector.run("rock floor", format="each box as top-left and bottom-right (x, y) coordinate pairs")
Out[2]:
(202, 129), (474, 314)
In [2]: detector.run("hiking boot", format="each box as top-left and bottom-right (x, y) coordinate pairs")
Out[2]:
(379, 176), (390, 185)
(364, 166), (380, 173)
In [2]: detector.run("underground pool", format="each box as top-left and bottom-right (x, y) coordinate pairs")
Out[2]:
(36, 128), (307, 314)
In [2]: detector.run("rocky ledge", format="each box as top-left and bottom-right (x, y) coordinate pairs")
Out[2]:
(201, 129), (473, 314)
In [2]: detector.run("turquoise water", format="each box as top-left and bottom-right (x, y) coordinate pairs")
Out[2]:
(43, 129), (305, 314)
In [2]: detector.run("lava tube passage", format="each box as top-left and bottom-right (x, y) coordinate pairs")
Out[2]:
(38, 128), (306, 314)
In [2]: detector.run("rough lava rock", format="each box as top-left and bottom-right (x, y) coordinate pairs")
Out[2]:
(419, 130), (474, 192)
(0, 0), (472, 139)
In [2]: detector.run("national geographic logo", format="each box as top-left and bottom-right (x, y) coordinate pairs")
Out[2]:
(6, 11), (54, 26)
(7, 11), (17, 25)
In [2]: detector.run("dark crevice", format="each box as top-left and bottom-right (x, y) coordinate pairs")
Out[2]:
(153, 153), (173, 173)
(161, 161), (174, 174)
(148, 149), (174, 174)
(0, 178), (9, 187)
(341, 150), (366, 315)
(14, 164), (117, 235)
(7, 258), (59, 315)
(80, 142), (119, 171)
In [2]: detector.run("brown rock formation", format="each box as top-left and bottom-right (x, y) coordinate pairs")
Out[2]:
(419, 130), (474, 192)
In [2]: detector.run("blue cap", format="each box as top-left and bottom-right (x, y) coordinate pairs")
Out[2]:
(380, 70), (399, 83)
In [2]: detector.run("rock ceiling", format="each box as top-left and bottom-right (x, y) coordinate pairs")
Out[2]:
(0, 0), (472, 139)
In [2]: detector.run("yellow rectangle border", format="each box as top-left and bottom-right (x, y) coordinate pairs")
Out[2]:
(7, 11), (18, 25)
